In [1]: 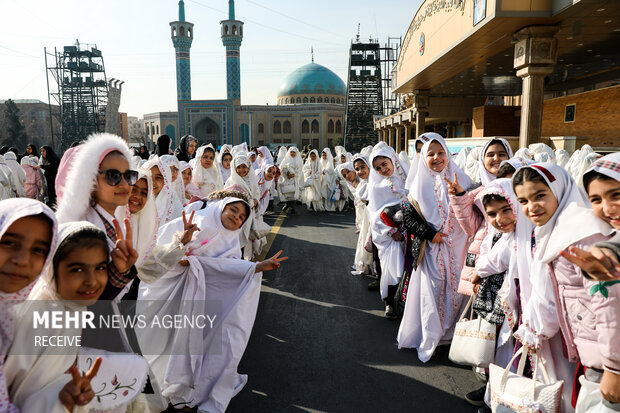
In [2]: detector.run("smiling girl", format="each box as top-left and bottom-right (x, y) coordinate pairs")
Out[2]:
(192, 144), (224, 198)
(511, 163), (618, 412)
(137, 190), (287, 412)
(0, 199), (56, 413)
(397, 134), (474, 362)
(55, 133), (139, 300)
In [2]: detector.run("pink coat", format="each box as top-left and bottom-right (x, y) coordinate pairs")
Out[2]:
(550, 234), (620, 371)
(450, 186), (487, 296)
(22, 164), (41, 199)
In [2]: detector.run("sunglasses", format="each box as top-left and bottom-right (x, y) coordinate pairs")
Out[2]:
(98, 169), (139, 186)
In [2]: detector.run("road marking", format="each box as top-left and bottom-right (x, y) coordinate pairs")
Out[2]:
(256, 209), (287, 261)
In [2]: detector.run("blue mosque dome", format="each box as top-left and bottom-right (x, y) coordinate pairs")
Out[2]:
(278, 63), (346, 98)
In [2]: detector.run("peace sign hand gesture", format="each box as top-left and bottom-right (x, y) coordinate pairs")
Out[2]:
(59, 357), (102, 412)
(443, 173), (465, 196)
(256, 250), (289, 273)
(180, 210), (200, 245)
(111, 218), (139, 273)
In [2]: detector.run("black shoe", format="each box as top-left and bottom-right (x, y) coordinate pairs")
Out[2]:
(367, 280), (379, 291)
(477, 406), (491, 413)
(465, 386), (487, 407)
(384, 305), (398, 320)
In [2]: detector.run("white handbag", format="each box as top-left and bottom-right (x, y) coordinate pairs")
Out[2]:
(279, 180), (296, 195)
(448, 295), (497, 368)
(489, 347), (563, 413)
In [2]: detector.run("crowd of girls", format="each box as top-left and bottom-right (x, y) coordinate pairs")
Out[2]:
(338, 134), (619, 412)
(0, 144), (60, 206)
(0, 133), (287, 413)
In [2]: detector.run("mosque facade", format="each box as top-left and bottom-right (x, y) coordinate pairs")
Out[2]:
(169, 0), (346, 149)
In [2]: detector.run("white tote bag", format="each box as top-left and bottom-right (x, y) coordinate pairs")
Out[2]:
(448, 295), (497, 368)
(489, 347), (563, 413)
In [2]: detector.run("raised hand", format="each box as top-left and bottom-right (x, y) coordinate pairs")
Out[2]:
(443, 173), (464, 196)
(111, 218), (139, 273)
(431, 232), (448, 244)
(256, 250), (289, 273)
(559, 246), (620, 281)
(180, 210), (200, 245)
(59, 357), (102, 412)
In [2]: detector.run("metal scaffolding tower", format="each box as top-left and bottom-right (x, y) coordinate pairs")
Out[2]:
(344, 39), (382, 151)
(380, 37), (401, 116)
(344, 34), (401, 151)
(45, 40), (109, 150)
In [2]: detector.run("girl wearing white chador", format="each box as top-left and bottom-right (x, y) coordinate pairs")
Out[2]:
(302, 149), (322, 211)
(160, 154), (186, 208)
(225, 154), (261, 259)
(137, 196), (262, 413)
(320, 148), (344, 212)
(0, 155), (15, 199)
(352, 154), (374, 274)
(6, 222), (149, 413)
(277, 147), (303, 205)
(192, 144), (224, 198)
(143, 156), (183, 225)
(397, 135), (474, 362)
(366, 146), (409, 302)
(3, 152), (25, 197)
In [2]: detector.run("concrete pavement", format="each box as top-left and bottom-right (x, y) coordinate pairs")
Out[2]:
(228, 205), (480, 413)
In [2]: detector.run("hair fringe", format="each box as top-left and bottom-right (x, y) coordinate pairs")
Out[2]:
(207, 189), (250, 204)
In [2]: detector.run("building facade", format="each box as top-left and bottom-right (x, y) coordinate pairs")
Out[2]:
(375, 0), (620, 154)
(0, 99), (60, 148)
(167, 0), (345, 149)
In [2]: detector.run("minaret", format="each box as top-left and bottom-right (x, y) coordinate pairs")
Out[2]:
(220, 0), (243, 102)
(170, 0), (193, 101)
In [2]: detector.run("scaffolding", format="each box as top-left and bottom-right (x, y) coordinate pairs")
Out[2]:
(344, 34), (401, 151)
(45, 40), (109, 151)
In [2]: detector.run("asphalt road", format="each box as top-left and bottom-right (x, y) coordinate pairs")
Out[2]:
(228, 204), (480, 413)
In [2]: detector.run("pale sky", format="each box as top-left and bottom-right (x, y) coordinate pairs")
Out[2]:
(0, 0), (420, 118)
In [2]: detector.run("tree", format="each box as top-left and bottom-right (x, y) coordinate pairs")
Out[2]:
(4, 99), (27, 147)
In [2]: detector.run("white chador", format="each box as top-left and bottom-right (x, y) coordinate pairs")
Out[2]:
(192, 144), (224, 197)
(143, 156), (183, 225)
(277, 147), (303, 203)
(137, 197), (261, 413)
(3, 152), (26, 197)
(350, 154), (373, 273)
(397, 135), (473, 362)
(302, 149), (322, 211)
(6, 222), (149, 413)
(366, 146), (409, 300)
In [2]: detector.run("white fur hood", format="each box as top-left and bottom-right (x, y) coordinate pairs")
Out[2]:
(56, 133), (134, 224)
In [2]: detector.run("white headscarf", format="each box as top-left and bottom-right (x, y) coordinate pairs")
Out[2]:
(192, 144), (224, 197)
(0, 199), (57, 413)
(367, 146), (409, 219)
(126, 170), (159, 267)
(529, 143), (556, 164)
(256, 146), (273, 168)
(361, 145), (373, 157)
(280, 147), (303, 174)
(464, 146), (482, 183)
(321, 148), (335, 171)
(227, 154), (260, 201)
(555, 149), (569, 168)
(143, 156), (181, 225)
(513, 147), (532, 161)
(398, 151), (411, 171)
(256, 163), (275, 199)
(580, 152), (620, 190)
(335, 161), (358, 199)
(3, 152), (25, 197)
(477, 138), (514, 185)
(404, 133), (439, 192)
(408, 135), (473, 230)
(160, 154), (186, 207)
(275, 146), (288, 166)
(351, 154), (370, 202)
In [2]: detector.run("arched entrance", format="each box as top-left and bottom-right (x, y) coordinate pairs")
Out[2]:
(240, 123), (249, 146)
(165, 125), (176, 147)
(194, 116), (220, 146)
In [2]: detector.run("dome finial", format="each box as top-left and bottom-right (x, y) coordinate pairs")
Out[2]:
(311, 46), (314, 63)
